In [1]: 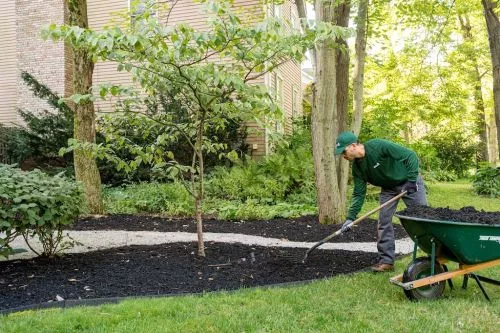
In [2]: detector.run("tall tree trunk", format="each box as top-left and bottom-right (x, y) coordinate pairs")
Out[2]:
(482, 0), (500, 161)
(458, 15), (489, 162)
(334, 1), (351, 211)
(352, 0), (368, 137)
(68, 0), (104, 214)
(312, 0), (343, 224)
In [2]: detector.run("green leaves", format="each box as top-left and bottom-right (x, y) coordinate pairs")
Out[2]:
(0, 165), (84, 257)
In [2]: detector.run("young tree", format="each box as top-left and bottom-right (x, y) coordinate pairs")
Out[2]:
(482, 0), (500, 160)
(65, 0), (104, 213)
(44, 0), (337, 256)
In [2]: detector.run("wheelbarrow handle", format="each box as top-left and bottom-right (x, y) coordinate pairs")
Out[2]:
(303, 191), (408, 258)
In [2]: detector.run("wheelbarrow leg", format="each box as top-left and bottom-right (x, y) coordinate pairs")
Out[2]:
(442, 264), (453, 290)
(462, 275), (469, 289)
(469, 273), (492, 302)
(474, 274), (500, 286)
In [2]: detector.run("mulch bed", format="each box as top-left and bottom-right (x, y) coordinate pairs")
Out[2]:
(1, 214), (411, 312)
(398, 206), (500, 225)
(70, 215), (409, 243)
(0, 243), (378, 311)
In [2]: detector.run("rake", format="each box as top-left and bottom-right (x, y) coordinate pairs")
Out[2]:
(281, 191), (407, 264)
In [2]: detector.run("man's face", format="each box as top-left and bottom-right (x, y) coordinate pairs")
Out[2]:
(342, 143), (359, 161)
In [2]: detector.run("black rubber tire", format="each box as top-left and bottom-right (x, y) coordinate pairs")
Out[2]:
(402, 257), (446, 301)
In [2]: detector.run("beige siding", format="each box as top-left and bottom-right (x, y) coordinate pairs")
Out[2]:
(88, 0), (132, 113)
(0, 1), (18, 124)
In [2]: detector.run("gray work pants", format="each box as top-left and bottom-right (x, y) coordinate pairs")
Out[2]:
(377, 176), (427, 264)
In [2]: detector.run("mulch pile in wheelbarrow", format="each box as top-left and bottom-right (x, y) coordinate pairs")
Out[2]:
(398, 206), (500, 225)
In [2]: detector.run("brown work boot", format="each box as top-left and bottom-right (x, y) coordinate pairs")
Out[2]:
(371, 263), (394, 273)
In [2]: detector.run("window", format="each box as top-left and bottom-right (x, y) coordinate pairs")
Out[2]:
(274, 4), (282, 18)
(292, 85), (299, 118)
(291, 11), (300, 30)
(274, 73), (284, 133)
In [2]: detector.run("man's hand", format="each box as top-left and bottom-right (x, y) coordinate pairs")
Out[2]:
(403, 181), (418, 194)
(341, 219), (353, 233)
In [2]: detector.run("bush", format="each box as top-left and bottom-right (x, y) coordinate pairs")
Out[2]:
(0, 165), (84, 257)
(423, 130), (476, 178)
(206, 123), (315, 204)
(472, 164), (500, 198)
(103, 182), (194, 215)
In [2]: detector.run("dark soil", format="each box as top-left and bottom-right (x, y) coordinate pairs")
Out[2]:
(1, 215), (411, 312)
(0, 243), (378, 311)
(70, 215), (409, 243)
(398, 206), (500, 225)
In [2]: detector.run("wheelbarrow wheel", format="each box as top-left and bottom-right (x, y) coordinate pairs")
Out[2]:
(402, 257), (445, 301)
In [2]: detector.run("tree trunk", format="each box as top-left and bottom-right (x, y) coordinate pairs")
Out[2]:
(68, 0), (104, 214)
(334, 1), (351, 211)
(194, 113), (206, 257)
(458, 15), (489, 162)
(482, 0), (500, 161)
(312, 0), (343, 224)
(352, 0), (368, 137)
(194, 196), (205, 257)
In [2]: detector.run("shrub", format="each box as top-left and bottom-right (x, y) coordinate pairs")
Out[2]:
(103, 182), (194, 215)
(472, 164), (500, 198)
(0, 165), (84, 257)
(423, 130), (476, 178)
(206, 123), (315, 204)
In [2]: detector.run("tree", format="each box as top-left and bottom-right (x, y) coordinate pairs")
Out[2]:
(44, 0), (335, 256)
(352, 0), (368, 136)
(311, 0), (349, 224)
(66, 0), (104, 213)
(482, 0), (500, 160)
(457, 14), (489, 162)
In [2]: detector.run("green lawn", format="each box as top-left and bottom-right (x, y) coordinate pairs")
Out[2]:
(360, 180), (500, 220)
(1, 181), (498, 332)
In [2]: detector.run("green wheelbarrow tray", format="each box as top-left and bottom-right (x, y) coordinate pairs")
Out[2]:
(394, 214), (500, 265)
(390, 214), (500, 301)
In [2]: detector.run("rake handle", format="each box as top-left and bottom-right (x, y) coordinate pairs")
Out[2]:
(303, 191), (408, 260)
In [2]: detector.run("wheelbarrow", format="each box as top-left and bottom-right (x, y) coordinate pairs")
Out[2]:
(389, 214), (500, 301)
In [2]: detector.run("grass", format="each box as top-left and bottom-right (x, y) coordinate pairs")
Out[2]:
(1, 256), (498, 332)
(1, 181), (498, 331)
(359, 180), (500, 221)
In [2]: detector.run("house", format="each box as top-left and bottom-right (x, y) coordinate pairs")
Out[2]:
(0, 0), (304, 159)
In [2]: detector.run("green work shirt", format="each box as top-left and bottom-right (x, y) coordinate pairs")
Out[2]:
(346, 139), (420, 220)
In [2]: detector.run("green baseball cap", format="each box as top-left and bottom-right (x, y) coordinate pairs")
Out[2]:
(335, 131), (357, 155)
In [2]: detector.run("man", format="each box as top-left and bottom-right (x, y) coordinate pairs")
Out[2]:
(335, 131), (427, 272)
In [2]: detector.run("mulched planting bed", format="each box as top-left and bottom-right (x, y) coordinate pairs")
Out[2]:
(0, 242), (378, 311)
(70, 215), (409, 243)
(398, 206), (500, 225)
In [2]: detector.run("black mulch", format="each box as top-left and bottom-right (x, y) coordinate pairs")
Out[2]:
(398, 206), (500, 225)
(0, 243), (379, 311)
(70, 215), (410, 243)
